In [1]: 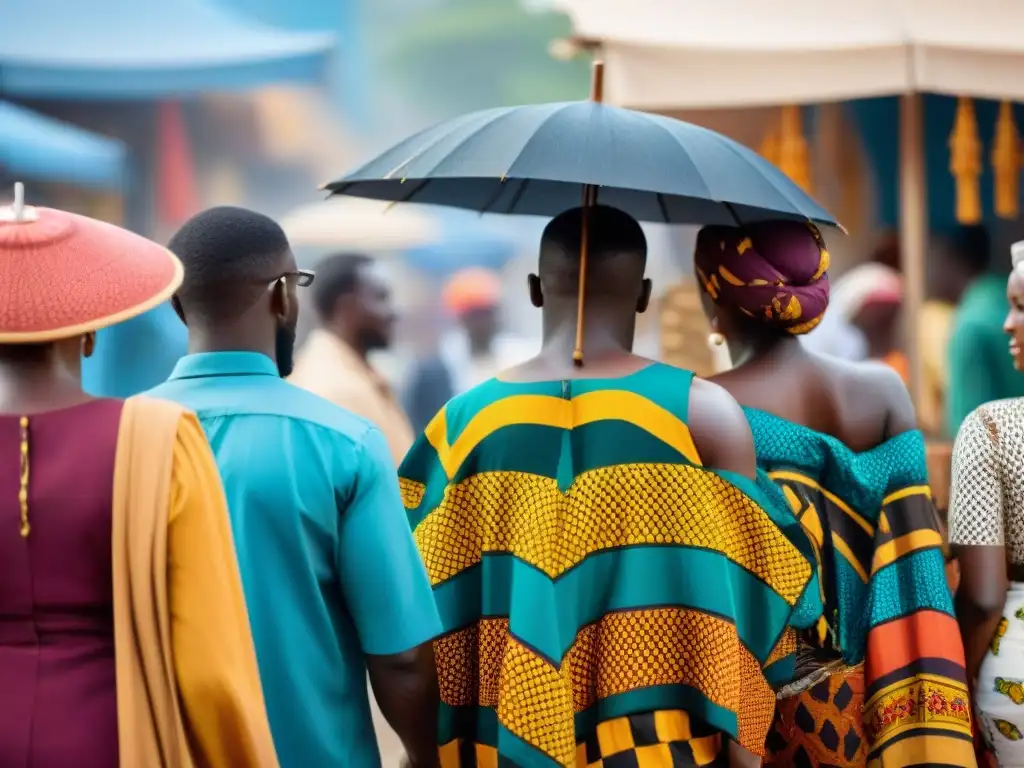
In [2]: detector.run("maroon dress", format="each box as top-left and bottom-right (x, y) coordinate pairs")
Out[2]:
(0, 399), (124, 768)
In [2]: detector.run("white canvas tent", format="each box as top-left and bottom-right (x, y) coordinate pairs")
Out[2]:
(554, 0), (1024, 407)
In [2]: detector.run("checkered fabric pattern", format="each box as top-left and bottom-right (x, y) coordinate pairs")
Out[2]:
(580, 712), (728, 768)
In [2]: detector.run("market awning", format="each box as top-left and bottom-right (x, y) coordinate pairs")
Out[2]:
(0, 101), (125, 188)
(0, 0), (335, 98)
(553, 0), (1024, 109)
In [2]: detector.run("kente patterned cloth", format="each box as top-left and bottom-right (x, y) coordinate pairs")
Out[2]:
(745, 408), (976, 768)
(399, 364), (822, 768)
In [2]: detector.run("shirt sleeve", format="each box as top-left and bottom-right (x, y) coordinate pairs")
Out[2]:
(168, 412), (279, 768)
(949, 406), (1005, 547)
(946, 322), (1003, 436)
(335, 426), (442, 656)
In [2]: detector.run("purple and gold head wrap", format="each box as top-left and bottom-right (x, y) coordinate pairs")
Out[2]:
(694, 221), (830, 335)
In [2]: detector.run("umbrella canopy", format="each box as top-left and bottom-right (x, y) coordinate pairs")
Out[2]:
(325, 100), (838, 228)
(0, 0), (334, 98)
(0, 101), (125, 189)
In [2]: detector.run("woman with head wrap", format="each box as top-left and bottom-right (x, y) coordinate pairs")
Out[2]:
(696, 221), (974, 768)
(0, 189), (277, 767)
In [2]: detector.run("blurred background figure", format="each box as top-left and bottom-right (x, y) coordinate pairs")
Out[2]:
(828, 262), (907, 380)
(921, 226), (989, 437)
(401, 267), (534, 431)
(946, 226), (1024, 437)
(289, 253), (413, 465)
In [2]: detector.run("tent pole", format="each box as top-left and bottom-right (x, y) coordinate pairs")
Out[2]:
(899, 92), (926, 413)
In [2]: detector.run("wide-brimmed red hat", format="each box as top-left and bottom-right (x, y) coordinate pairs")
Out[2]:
(0, 184), (183, 343)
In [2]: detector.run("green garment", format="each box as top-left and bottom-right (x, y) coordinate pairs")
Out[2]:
(946, 274), (1024, 436)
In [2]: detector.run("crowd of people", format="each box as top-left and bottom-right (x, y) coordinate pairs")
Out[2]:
(0, 190), (1022, 768)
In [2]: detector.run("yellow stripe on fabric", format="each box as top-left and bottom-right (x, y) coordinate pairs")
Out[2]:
(635, 744), (673, 767)
(415, 465), (809, 600)
(692, 734), (724, 766)
(766, 627), (797, 666)
(864, 672), (969, 710)
(882, 485), (932, 507)
(655, 710), (693, 742)
(718, 265), (746, 286)
(832, 533), (869, 582)
(439, 739), (460, 768)
(864, 676), (972, 757)
(428, 392), (702, 479)
(866, 733), (975, 768)
(597, 717), (636, 755)
(434, 610), (774, 762)
(871, 529), (945, 575)
(399, 477), (425, 510)
(475, 744), (498, 768)
(769, 470), (875, 535)
(425, 407), (451, 470)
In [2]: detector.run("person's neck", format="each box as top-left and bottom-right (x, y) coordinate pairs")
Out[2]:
(188, 326), (276, 363)
(726, 330), (801, 369)
(0, 359), (87, 413)
(539, 307), (635, 361)
(325, 324), (368, 363)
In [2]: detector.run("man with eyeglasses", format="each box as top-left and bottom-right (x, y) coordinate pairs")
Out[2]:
(148, 206), (442, 768)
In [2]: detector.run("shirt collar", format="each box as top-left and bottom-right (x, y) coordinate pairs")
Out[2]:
(168, 351), (280, 381)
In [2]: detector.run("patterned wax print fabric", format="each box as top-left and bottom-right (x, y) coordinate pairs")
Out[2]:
(399, 363), (822, 768)
(746, 408), (975, 768)
(972, 583), (1024, 766)
(948, 399), (1024, 566)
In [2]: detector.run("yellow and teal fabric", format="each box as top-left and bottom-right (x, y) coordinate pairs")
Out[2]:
(746, 408), (975, 768)
(399, 364), (821, 768)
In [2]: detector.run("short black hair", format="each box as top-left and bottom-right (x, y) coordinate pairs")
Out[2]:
(169, 206), (291, 322)
(312, 253), (373, 321)
(539, 205), (647, 296)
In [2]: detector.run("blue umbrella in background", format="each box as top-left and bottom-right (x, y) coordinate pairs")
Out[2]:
(325, 65), (838, 229)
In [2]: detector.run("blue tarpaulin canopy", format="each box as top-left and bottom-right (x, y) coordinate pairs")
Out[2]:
(0, 0), (335, 98)
(0, 100), (125, 188)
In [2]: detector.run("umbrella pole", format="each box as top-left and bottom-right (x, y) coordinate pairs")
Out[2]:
(573, 60), (605, 366)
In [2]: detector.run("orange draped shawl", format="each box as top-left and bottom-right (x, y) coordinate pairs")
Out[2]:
(111, 396), (278, 768)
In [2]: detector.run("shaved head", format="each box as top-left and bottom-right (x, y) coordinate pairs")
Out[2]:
(538, 205), (647, 298)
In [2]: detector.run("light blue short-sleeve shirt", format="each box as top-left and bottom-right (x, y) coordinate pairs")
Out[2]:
(148, 352), (441, 768)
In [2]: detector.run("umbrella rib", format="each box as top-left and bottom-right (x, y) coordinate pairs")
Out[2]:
(495, 177), (531, 215)
(656, 193), (670, 224)
(419, 106), (540, 179)
(712, 134), (814, 221)
(642, 117), (715, 202)
(384, 107), (512, 180)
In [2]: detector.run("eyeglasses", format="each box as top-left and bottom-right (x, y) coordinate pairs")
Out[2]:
(276, 269), (315, 287)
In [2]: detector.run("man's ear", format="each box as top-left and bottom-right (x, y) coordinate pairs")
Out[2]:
(636, 278), (653, 314)
(271, 278), (291, 324)
(171, 295), (187, 325)
(528, 274), (544, 308)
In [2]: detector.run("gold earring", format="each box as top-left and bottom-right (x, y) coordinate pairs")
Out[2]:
(707, 332), (726, 349)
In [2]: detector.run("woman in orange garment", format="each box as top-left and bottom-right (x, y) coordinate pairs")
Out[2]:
(0, 186), (277, 767)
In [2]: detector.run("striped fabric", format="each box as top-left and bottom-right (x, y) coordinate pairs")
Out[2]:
(746, 408), (975, 768)
(399, 364), (820, 767)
